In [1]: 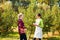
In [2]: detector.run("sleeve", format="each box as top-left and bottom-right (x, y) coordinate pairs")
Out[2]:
(19, 20), (25, 29)
(39, 19), (44, 28)
(18, 20), (22, 28)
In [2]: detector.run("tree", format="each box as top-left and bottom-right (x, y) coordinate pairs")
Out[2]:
(0, 3), (17, 36)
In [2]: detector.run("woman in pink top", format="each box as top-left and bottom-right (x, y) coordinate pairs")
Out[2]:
(18, 13), (27, 40)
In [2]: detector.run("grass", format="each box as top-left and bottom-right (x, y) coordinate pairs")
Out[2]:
(0, 32), (60, 40)
(0, 32), (19, 40)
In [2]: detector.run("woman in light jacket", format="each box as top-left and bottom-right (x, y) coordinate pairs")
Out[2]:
(33, 13), (44, 40)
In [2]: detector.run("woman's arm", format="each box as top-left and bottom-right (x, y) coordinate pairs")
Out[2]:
(39, 19), (44, 28)
(33, 23), (39, 26)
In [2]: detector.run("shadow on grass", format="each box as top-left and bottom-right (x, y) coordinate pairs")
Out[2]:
(47, 37), (60, 40)
(0, 32), (19, 39)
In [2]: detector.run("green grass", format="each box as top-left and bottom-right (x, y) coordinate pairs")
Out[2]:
(0, 32), (60, 40)
(0, 32), (19, 40)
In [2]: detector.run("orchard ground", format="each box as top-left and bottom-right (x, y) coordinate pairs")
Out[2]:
(0, 29), (60, 40)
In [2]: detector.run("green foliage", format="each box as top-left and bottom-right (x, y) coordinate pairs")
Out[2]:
(0, 7), (17, 36)
(0, 0), (60, 37)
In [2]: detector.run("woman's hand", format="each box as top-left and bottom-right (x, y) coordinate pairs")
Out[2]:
(33, 23), (39, 26)
(33, 23), (36, 26)
(24, 29), (27, 33)
(24, 29), (27, 31)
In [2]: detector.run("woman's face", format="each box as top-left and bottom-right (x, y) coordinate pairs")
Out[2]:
(35, 14), (40, 19)
(35, 14), (38, 18)
(19, 15), (24, 19)
(21, 15), (24, 19)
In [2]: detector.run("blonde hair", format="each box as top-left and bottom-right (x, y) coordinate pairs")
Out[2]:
(18, 13), (23, 19)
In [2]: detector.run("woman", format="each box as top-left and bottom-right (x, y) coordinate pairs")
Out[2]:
(18, 13), (27, 40)
(33, 13), (44, 40)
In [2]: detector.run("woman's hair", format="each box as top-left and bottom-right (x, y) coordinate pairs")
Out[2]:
(37, 13), (41, 17)
(18, 13), (23, 19)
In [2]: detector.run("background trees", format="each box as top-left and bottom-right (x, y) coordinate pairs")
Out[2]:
(0, 0), (60, 38)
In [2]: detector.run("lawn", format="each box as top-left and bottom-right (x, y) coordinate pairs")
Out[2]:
(0, 32), (19, 40)
(0, 32), (60, 40)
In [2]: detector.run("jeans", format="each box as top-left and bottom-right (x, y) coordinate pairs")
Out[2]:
(20, 33), (27, 40)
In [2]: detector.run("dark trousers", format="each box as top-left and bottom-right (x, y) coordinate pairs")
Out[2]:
(33, 38), (41, 40)
(20, 33), (27, 40)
